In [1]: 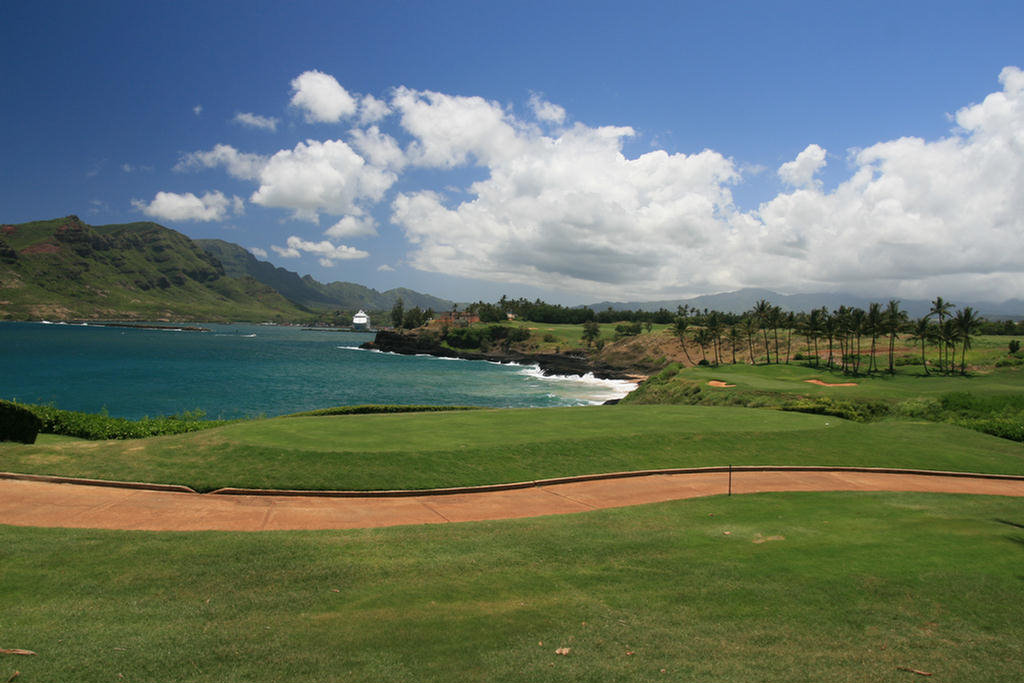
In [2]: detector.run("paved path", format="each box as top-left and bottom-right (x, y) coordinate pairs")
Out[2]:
(2, 470), (1022, 532)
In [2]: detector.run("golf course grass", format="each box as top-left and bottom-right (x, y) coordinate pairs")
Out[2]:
(3, 491), (1022, 682)
(2, 404), (1023, 491)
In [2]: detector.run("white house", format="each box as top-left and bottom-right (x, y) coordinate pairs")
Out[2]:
(352, 310), (370, 330)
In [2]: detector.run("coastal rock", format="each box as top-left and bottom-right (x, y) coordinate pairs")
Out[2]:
(361, 330), (635, 380)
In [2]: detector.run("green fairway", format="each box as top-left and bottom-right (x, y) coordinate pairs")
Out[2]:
(630, 362), (1024, 402)
(2, 492), (1022, 682)
(2, 404), (1022, 491)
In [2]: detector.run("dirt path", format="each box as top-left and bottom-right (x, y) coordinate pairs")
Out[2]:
(2, 470), (1021, 532)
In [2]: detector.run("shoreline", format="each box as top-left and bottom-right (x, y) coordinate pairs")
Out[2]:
(360, 330), (639, 381)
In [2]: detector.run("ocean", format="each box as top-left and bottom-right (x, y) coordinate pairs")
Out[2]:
(0, 321), (637, 420)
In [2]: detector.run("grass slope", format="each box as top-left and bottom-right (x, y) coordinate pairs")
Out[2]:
(0, 217), (307, 321)
(2, 492), (1022, 682)
(2, 405), (1023, 491)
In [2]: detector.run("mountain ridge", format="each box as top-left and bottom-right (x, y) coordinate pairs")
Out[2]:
(195, 239), (453, 312)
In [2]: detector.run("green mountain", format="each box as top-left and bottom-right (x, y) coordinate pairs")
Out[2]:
(196, 239), (453, 313)
(0, 217), (308, 322)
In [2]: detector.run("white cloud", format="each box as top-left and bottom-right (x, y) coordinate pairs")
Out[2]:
(176, 144), (268, 180)
(193, 104), (203, 116)
(385, 67), (1024, 301)
(132, 190), (244, 223)
(391, 120), (738, 298)
(359, 94), (391, 124)
(777, 143), (827, 188)
(349, 125), (406, 170)
(271, 244), (301, 258)
(326, 215), (377, 238)
(233, 112), (279, 131)
(529, 93), (566, 125)
(270, 235), (369, 266)
(391, 86), (529, 167)
(249, 138), (396, 221)
(751, 65), (1024, 300)
(290, 70), (357, 123)
(377, 264), (395, 272)
(249, 247), (268, 259)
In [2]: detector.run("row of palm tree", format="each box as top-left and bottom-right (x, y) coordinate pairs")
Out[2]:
(672, 298), (983, 376)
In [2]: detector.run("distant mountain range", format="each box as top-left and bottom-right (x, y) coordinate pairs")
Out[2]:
(0, 216), (451, 322)
(196, 239), (453, 312)
(4, 216), (1019, 323)
(587, 287), (1024, 320)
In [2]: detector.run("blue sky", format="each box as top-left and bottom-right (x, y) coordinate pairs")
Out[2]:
(2, 0), (1023, 304)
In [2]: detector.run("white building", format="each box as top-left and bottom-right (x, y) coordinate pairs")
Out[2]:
(352, 310), (370, 330)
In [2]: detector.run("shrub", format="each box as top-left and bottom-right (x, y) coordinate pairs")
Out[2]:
(0, 400), (42, 444)
(19, 403), (230, 440)
(543, 333), (557, 343)
(1010, 340), (1021, 354)
(782, 396), (891, 422)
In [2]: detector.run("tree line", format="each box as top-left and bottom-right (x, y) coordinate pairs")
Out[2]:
(668, 297), (1006, 376)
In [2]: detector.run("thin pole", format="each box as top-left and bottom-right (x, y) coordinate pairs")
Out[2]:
(728, 464), (732, 496)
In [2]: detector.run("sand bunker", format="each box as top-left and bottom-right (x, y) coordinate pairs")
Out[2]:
(707, 380), (735, 388)
(804, 379), (858, 387)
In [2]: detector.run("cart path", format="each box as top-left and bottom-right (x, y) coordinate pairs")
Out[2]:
(3, 469), (1022, 532)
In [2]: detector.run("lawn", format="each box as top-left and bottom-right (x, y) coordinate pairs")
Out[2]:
(2, 491), (1022, 682)
(654, 362), (1024, 401)
(2, 404), (1023, 491)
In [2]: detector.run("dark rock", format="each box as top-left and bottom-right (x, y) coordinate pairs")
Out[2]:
(362, 330), (635, 379)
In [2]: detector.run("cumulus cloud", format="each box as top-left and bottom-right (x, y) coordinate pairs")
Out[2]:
(778, 143), (827, 188)
(529, 93), (566, 125)
(233, 112), (279, 131)
(156, 67), (1024, 301)
(290, 70), (357, 123)
(751, 65), (1024, 300)
(175, 144), (268, 180)
(132, 190), (244, 223)
(377, 264), (395, 272)
(270, 235), (368, 266)
(249, 138), (396, 221)
(384, 67), (1024, 301)
(326, 215), (377, 238)
(359, 94), (391, 124)
(392, 86), (529, 167)
(249, 247), (269, 259)
(349, 125), (406, 170)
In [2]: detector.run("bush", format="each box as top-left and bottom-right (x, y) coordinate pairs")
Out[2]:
(543, 333), (557, 343)
(1010, 340), (1021, 354)
(782, 397), (891, 422)
(19, 403), (230, 440)
(0, 400), (42, 444)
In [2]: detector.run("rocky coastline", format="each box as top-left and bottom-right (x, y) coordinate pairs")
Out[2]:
(360, 330), (637, 380)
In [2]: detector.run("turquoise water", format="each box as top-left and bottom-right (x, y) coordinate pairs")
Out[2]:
(0, 322), (636, 419)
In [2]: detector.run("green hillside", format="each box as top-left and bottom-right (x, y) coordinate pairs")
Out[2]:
(196, 238), (453, 312)
(0, 217), (308, 321)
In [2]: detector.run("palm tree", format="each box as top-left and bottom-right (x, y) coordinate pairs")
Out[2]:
(741, 315), (757, 364)
(909, 317), (932, 376)
(929, 297), (953, 373)
(705, 311), (724, 366)
(954, 307), (981, 374)
(672, 316), (697, 366)
(866, 302), (883, 373)
(728, 325), (742, 364)
(849, 307), (866, 375)
(753, 299), (773, 364)
(768, 306), (785, 364)
(822, 309), (837, 369)
(883, 299), (907, 374)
